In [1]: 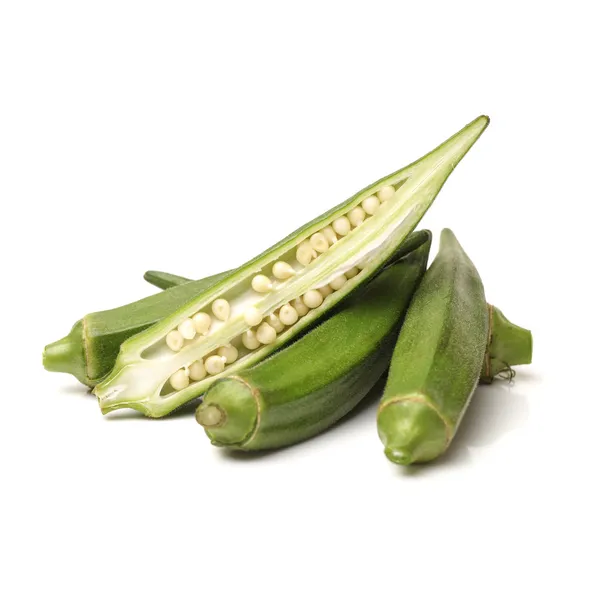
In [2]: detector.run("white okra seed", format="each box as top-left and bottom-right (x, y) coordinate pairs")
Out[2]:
(321, 226), (338, 245)
(170, 369), (189, 390)
(205, 355), (226, 375)
(166, 330), (184, 352)
(256, 322), (277, 345)
(242, 329), (261, 350)
(292, 298), (309, 317)
(212, 298), (230, 321)
(192, 312), (211, 334)
(310, 232), (329, 253)
(345, 267), (360, 279)
(279, 304), (299, 326)
(318, 284), (333, 299)
(332, 216), (351, 237)
(244, 306), (263, 327)
(272, 261), (295, 280)
(330, 275), (348, 290)
(189, 360), (207, 381)
(296, 240), (317, 266)
(177, 318), (196, 340)
(266, 313), (285, 333)
(347, 206), (366, 228)
(377, 185), (395, 202)
(218, 345), (239, 364)
(303, 290), (323, 309)
(362, 195), (380, 215)
(251, 274), (272, 293)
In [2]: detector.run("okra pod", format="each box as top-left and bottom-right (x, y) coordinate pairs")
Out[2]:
(144, 271), (193, 289)
(196, 234), (431, 450)
(95, 116), (489, 417)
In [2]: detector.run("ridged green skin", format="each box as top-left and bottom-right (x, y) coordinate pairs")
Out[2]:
(42, 270), (229, 387)
(144, 271), (194, 289)
(95, 116), (489, 418)
(198, 236), (431, 450)
(378, 229), (489, 465)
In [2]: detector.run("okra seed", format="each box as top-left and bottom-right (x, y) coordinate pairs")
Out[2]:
(212, 299), (230, 321)
(244, 307), (263, 327)
(256, 322), (277, 345)
(347, 206), (366, 228)
(303, 290), (323, 309)
(272, 261), (295, 280)
(169, 369), (189, 391)
(188, 360), (206, 381)
(192, 312), (211, 334)
(330, 275), (348, 290)
(318, 284), (333, 298)
(205, 355), (227, 375)
(197, 405), (224, 428)
(377, 185), (395, 202)
(362, 195), (380, 215)
(266, 313), (285, 333)
(332, 216), (351, 237)
(292, 298), (309, 317)
(242, 329), (261, 350)
(279, 304), (299, 326)
(251, 274), (272, 293)
(177, 318), (196, 340)
(345, 267), (360, 279)
(166, 330), (184, 352)
(357, 260), (369, 271)
(296, 240), (317, 266)
(218, 345), (239, 364)
(310, 232), (329, 253)
(321, 226), (338, 245)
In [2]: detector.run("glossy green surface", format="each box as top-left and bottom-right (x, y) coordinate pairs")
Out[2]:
(96, 116), (489, 417)
(198, 238), (430, 450)
(378, 229), (489, 465)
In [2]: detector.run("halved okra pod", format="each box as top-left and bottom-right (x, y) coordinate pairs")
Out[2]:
(377, 228), (532, 465)
(95, 116), (489, 418)
(196, 234), (431, 450)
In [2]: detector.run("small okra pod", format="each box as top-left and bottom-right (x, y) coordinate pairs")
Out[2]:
(95, 116), (489, 417)
(197, 236), (431, 450)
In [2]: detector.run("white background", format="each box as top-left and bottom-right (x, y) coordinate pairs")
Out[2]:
(1, 1), (597, 598)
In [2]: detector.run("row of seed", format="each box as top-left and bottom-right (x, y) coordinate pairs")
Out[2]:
(294, 184), (396, 267)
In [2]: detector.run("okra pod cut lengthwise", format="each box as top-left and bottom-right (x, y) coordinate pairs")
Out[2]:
(95, 116), (489, 418)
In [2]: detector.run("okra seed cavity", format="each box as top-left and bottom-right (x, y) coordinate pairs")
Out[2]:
(318, 284), (333, 298)
(279, 304), (299, 325)
(192, 312), (211, 334)
(347, 206), (366, 227)
(217, 345), (239, 364)
(296, 241), (317, 266)
(303, 290), (323, 309)
(169, 369), (189, 391)
(345, 267), (359, 279)
(272, 261), (295, 280)
(332, 216), (351, 237)
(256, 322), (277, 345)
(362, 195), (380, 215)
(377, 185), (395, 202)
(321, 226), (338, 245)
(244, 307), (263, 327)
(310, 232), (329, 253)
(205, 355), (226, 375)
(166, 330), (184, 352)
(292, 298), (309, 317)
(330, 275), (348, 290)
(266, 313), (285, 333)
(242, 329), (261, 350)
(251, 274), (272, 293)
(212, 299), (230, 321)
(177, 318), (196, 340)
(188, 360), (206, 381)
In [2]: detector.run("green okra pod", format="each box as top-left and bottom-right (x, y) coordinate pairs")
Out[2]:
(144, 271), (193, 289)
(94, 116), (489, 418)
(196, 234), (431, 450)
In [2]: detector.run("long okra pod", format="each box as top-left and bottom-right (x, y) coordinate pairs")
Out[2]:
(94, 116), (489, 417)
(196, 235), (431, 450)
